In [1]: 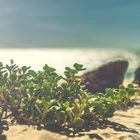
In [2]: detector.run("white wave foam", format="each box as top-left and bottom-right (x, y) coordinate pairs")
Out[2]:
(0, 48), (139, 77)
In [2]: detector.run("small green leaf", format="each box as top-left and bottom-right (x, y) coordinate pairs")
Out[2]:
(10, 74), (17, 81)
(65, 67), (77, 75)
(119, 89), (126, 94)
(9, 95), (16, 104)
(72, 118), (85, 128)
(63, 101), (70, 108)
(28, 70), (37, 78)
(128, 84), (134, 88)
(64, 71), (71, 78)
(27, 82), (34, 88)
(43, 64), (56, 73)
(84, 107), (94, 115)
(128, 88), (135, 96)
(119, 85), (125, 89)
(88, 98), (97, 104)
(94, 101), (103, 111)
(22, 66), (31, 74)
(73, 63), (86, 71)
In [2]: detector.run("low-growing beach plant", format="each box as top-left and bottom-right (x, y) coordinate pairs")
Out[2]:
(0, 60), (138, 129)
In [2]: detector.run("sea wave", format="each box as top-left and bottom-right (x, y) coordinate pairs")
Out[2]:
(0, 48), (139, 80)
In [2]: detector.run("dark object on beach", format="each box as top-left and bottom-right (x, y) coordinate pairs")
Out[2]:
(82, 60), (129, 93)
(133, 67), (140, 86)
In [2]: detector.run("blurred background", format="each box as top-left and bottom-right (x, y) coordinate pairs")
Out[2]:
(0, 0), (140, 80)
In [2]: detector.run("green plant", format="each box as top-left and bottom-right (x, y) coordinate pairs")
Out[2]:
(0, 60), (138, 129)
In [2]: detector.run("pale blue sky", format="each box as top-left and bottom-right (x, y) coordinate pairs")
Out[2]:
(0, 0), (140, 48)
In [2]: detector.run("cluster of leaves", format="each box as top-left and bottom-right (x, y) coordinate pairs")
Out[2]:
(0, 60), (138, 128)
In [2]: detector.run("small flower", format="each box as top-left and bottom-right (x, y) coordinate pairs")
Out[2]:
(36, 99), (42, 105)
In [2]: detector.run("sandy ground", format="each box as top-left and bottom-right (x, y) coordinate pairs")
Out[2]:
(1, 94), (140, 140)
(0, 81), (140, 140)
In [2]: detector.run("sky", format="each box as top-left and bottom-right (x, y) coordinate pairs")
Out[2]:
(0, 0), (140, 49)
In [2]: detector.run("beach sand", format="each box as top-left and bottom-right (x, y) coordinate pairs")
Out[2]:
(1, 86), (140, 140)
(1, 96), (140, 140)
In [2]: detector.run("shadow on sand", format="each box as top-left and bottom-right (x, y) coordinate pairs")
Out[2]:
(36, 120), (138, 139)
(0, 119), (138, 140)
(0, 120), (8, 140)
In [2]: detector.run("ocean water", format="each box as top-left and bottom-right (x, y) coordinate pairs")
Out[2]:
(0, 48), (139, 81)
